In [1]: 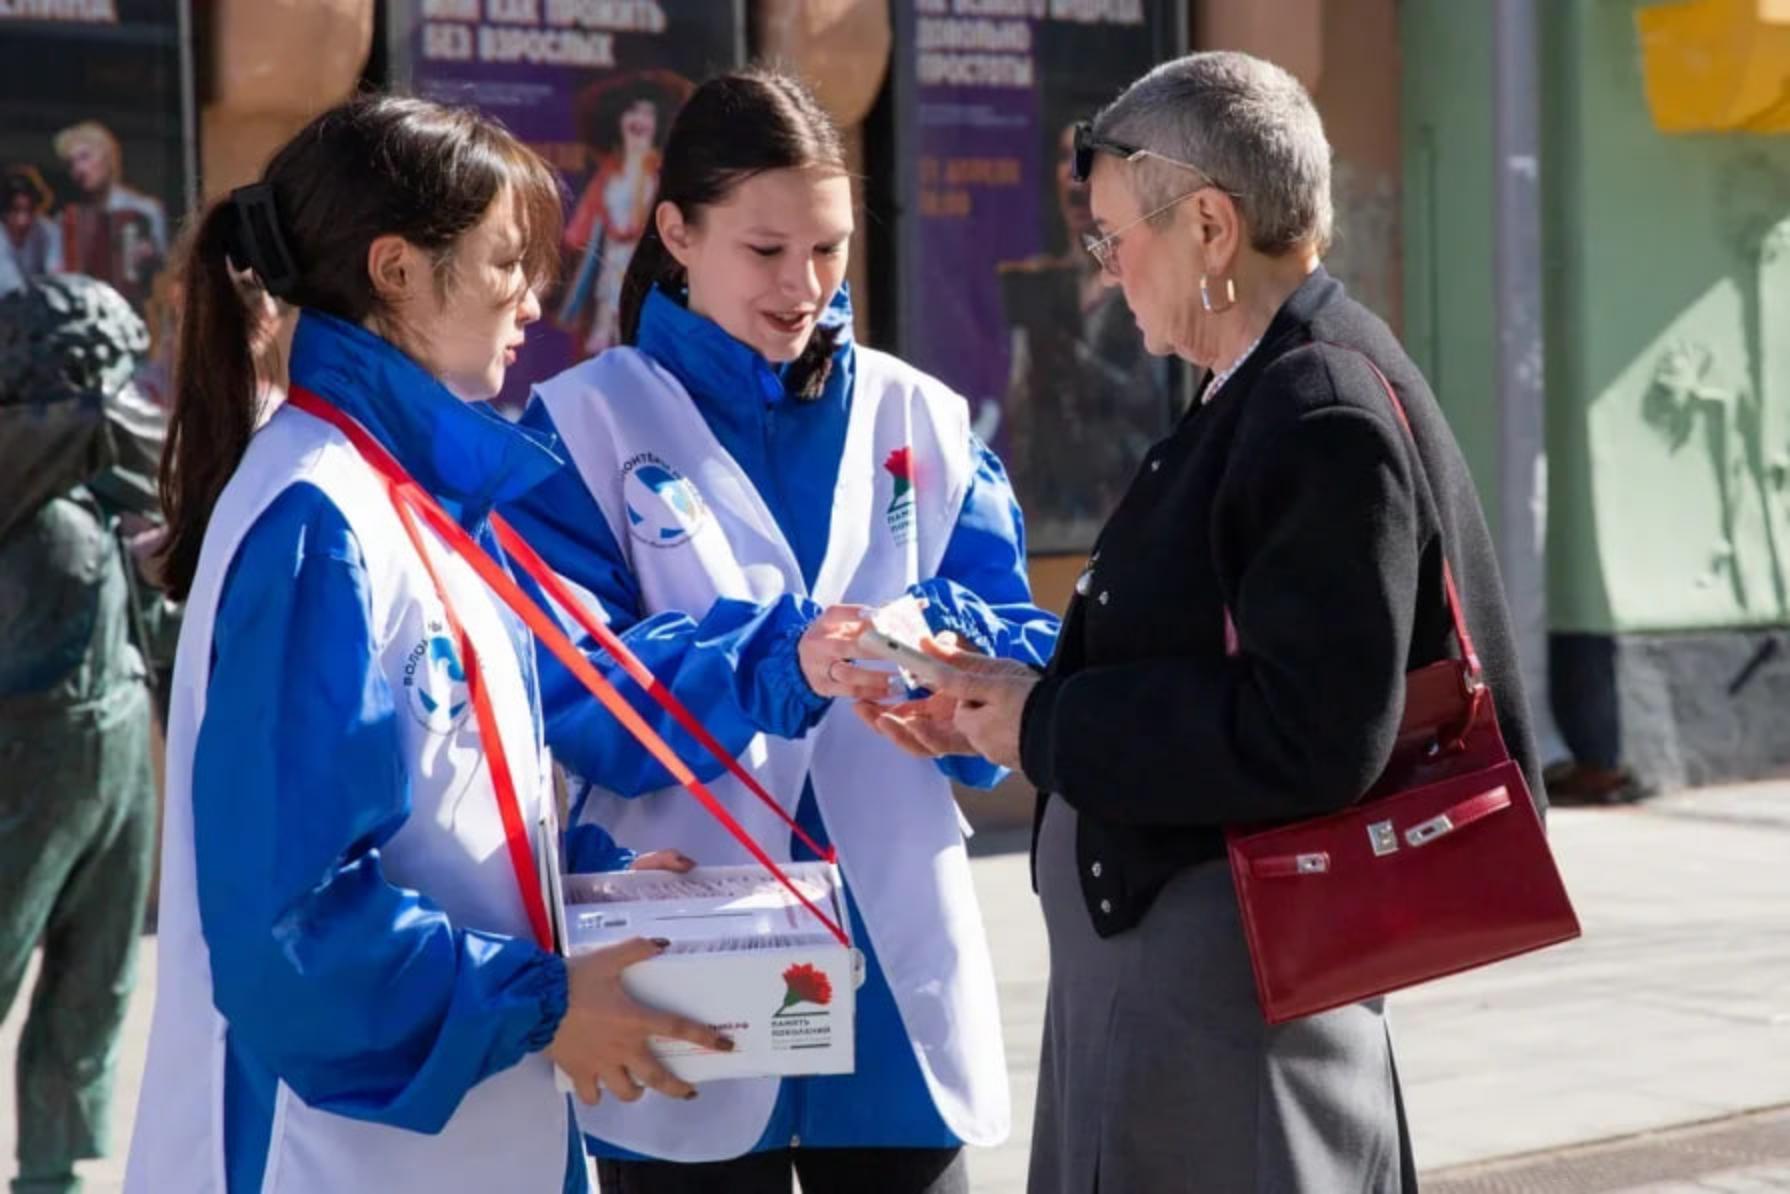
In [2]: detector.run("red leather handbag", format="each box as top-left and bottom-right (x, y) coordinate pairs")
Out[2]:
(1225, 353), (1580, 1025)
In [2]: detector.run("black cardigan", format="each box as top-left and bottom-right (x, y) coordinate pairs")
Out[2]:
(1021, 267), (1544, 937)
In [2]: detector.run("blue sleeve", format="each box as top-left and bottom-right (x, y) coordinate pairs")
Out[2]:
(194, 484), (568, 1135)
(564, 822), (636, 872)
(910, 434), (1062, 789)
(502, 399), (828, 799)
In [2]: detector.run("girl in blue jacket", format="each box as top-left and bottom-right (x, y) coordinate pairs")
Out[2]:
(502, 69), (1059, 1194)
(127, 96), (723, 1194)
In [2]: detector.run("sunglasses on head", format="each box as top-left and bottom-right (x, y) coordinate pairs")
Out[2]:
(1071, 121), (1133, 184)
(1069, 120), (1232, 190)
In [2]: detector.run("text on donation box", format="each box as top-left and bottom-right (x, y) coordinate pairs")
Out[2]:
(562, 863), (857, 1082)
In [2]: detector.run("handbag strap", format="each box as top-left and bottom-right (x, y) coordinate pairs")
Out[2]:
(287, 386), (850, 948)
(1315, 343), (1485, 689)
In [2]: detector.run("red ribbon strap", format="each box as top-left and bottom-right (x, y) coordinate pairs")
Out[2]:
(490, 519), (836, 865)
(287, 386), (849, 948)
(386, 495), (554, 951)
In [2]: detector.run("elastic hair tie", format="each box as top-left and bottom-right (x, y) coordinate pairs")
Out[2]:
(225, 182), (299, 300)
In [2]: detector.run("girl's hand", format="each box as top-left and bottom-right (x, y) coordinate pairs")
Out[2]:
(549, 938), (733, 1105)
(800, 605), (902, 702)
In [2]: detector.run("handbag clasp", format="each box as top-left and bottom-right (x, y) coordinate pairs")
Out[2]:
(1406, 814), (1456, 847)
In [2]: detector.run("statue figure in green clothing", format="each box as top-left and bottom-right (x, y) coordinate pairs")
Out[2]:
(0, 274), (173, 1194)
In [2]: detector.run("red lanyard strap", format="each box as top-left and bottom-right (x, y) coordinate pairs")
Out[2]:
(487, 517), (836, 863)
(287, 387), (849, 948)
(388, 494), (554, 951)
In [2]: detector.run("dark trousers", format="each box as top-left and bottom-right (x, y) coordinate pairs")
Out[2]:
(596, 1146), (968, 1194)
(0, 685), (156, 1193)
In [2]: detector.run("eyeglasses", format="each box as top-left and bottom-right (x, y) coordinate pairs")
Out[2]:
(1082, 190), (1208, 275)
(1070, 121), (1236, 276)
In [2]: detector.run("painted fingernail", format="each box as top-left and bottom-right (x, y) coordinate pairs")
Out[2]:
(717, 1037), (736, 1052)
(650, 937), (671, 949)
(683, 1091), (699, 1101)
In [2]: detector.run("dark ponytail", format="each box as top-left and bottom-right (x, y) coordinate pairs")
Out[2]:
(617, 68), (848, 401)
(157, 201), (266, 599)
(615, 217), (678, 349)
(158, 95), (563, 599)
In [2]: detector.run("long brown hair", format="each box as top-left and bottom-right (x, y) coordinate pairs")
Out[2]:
(159, 94), (562, 599)
(617, 68), (848, 400)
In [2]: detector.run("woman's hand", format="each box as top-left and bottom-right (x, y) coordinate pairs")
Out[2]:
(800, 605), (901, 702)
(548, 938), (733, 1106)
(853, 690), (976, 759)
(920, 638), (1039, 771)
(851, 632), (979, 758)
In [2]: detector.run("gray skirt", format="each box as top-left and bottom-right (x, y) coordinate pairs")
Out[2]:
(1029, 799), (1416, 1194)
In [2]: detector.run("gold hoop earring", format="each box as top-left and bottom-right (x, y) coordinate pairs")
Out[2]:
(1199, 274), (1237, 314)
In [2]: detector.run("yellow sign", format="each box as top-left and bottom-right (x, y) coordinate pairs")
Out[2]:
(1637, 0), (1790, 133)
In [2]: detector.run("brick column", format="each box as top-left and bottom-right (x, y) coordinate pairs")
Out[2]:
(1195, 0), (1323, 90)
(203, 0), (375, 199)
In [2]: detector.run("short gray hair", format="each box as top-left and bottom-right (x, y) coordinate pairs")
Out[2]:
(1092, 51), (1332, 256)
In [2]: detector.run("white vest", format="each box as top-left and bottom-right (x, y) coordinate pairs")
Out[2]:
(539, 346), (1011, 1161)
(125, 408), (572, 1193)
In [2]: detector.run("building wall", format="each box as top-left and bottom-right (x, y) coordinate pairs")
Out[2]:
(1194, 0), (1403, 331)
(1545, 0), (1790, 636)
(1311, 0), (1403, 332)
(1541, 0), (1790, 789)
(1399, 0), (1501, 539)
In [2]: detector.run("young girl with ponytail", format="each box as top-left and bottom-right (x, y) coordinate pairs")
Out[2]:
(503, 69), (1059, 1194)
(127, 95), (725, 1194)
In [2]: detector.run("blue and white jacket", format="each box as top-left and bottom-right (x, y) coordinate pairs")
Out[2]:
(126, 312), (633, 1194)
(502, 285), (1059, 1160)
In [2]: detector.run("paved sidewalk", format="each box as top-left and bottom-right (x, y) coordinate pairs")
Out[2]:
(1391, 785), (1790, 1175)
(5, 783), (1788, 1191)
(1425, 1106), (1790, 1192)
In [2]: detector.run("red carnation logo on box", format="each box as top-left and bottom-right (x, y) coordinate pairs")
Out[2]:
(775, 962), (833, 1016)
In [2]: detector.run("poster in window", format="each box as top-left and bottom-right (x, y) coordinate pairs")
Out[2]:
(0, 0), (196, 403)
(889, 1), (1184, 553)
(388, 0), (746, 408)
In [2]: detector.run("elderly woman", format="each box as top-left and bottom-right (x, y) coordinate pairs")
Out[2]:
(873, 52), (1544, 1192)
